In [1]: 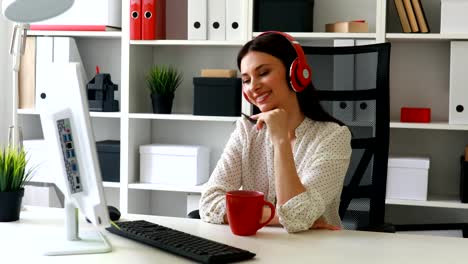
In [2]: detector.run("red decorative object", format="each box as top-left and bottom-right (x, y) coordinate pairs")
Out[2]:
(400, 107), (431, 123)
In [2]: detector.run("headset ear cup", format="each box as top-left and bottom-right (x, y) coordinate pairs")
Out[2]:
(289, 59), (303, 92)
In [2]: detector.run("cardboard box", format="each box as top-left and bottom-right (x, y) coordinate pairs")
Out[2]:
(386, 156), (430, 201)
(140, 144), (210, 186)
(441, 0), (468, 33)
(325, 21), (369, 33)
(193, 77), (241, 116)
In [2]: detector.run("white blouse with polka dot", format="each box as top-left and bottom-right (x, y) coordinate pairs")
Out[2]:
(199, 116), (352, 233)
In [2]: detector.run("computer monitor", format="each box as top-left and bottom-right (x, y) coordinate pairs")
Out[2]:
(39, 62), (111, 255)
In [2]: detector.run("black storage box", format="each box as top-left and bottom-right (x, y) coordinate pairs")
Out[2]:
(193, 77), (241, 116)
(96, 140), (120, 182)
(460, 156), (468, 203)
(254, 0), (315, 32)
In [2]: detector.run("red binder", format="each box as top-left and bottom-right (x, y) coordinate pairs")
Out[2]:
(130, 0), (142, 40)
(142, 0), (166, 40)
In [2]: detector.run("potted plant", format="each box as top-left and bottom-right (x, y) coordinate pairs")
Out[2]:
(0, 146), (34, 222)
(146, 65), (183, 114)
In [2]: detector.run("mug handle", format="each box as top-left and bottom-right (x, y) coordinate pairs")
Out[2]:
(257, 200), (276, 230)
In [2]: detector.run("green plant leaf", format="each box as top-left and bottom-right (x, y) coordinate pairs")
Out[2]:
(146, 65), (183, 96)
(0, 146), (35, 192)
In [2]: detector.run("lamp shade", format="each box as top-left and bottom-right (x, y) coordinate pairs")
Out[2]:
(2, 0), (74, 23)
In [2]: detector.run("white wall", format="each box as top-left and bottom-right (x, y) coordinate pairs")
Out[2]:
(0, 7), (13, 146)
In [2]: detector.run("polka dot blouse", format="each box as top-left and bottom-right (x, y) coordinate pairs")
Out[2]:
(199, 116), (352, 233)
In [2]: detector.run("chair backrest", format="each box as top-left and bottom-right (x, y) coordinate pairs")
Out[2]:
(302, 42), (391, 230)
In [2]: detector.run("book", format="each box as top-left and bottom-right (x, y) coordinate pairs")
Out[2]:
(411, 0), (430, 33)
(201, 69), (237, 78)
(325, 21), (369, 33)
(18, 37), (36, 109)
(403, 0), (419, 32)
(393, 0), (412, 33)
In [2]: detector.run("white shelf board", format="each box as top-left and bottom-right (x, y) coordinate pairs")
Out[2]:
(18, 110), (121, 119)
(128, 183), (204, 193)
(90, 112), (122, 118)
(390, 121), (468, 131)
(130, 39), (245, 46)
(17, 109), (38, 115)
(386, 33), (468, 42)
(129, 113), (239, 122)
(27, 30), (122, 38)
(386, 194), (468, 209)
(103, 182), (120, 188)
(253, 32), (376, 40)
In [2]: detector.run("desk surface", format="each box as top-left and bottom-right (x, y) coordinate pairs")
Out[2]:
(1, 206), (468, 263)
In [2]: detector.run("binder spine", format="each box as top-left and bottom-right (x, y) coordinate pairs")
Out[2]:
(188, 0), (207, 40)
(130, 0), (142, 40)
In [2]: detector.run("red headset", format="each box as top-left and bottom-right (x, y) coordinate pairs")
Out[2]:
(242, 31), (312, 104)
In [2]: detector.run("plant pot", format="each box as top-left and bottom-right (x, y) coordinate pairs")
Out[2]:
(0, 188), (24, 222)
(151, 93), (174, 114)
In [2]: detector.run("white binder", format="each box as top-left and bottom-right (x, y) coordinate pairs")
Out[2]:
(355, 39), (376, 122)
(333, 39), (355, 122)
(53, 37), (88, 82)
(35, 37), (54, 112)
(188, 0), (207, 40)
(207, 0), (226, 40)
(226, 0), (248, 41)
(449, 41), (468, 124)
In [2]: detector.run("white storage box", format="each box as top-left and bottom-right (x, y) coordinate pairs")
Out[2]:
(30, 0), (121, 30)
(140, 144), (210, 186)
(441, 0), (468, 33)
(386, 156), (430, 201)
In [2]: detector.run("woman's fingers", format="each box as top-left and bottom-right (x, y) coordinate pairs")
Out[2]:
(310, 218), (341, 231)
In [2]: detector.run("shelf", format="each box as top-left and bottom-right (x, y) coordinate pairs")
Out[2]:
(128, 183), (204, 193)
(386, 194), (468, 209)
(17, 109), (121, 119)
(27, 30), (122, 38)
(103, 182), (120, 188)
(253, 32), (376, 40)
(130, 40), (246, 46)
(90, 112), (121, 118)
(17, 109), (38, 115)
(390, 121), (468, 131)
(129, 113), (239, 122)
(386, 33), (468, 42)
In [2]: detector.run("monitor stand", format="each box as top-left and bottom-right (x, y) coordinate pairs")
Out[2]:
(44, 201), (112, 256)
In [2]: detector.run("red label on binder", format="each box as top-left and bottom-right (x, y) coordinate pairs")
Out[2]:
(130, 0), (142, 40)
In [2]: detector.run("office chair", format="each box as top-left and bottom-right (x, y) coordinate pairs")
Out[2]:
(189, 42), (392, 232)
(302, 42), (392, 231)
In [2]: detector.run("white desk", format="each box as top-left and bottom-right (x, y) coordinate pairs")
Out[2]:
(1, 206), (468, 263)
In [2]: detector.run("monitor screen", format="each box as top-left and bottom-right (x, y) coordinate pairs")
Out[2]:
(39, 62), (111, 255)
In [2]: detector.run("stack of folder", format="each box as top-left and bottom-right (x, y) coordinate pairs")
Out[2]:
(130, 0), (166, 40)
(393, 0), (429, 33)
(187, 0), (248, 41)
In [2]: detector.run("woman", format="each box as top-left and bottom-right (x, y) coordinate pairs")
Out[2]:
(199, 32), (352, 233)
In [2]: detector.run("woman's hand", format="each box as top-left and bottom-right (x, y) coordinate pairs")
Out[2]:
(251, 109), (289, 143)
(310, 216), (341, 231)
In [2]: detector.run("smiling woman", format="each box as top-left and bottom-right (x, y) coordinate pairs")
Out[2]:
(199, 31), (352, 234)
(0, 15), (12, 145)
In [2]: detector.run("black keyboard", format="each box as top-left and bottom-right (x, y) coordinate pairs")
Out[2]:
(106, 220), (255, 264)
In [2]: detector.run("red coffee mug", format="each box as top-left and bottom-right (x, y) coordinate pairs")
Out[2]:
(226, 190), (275, 236)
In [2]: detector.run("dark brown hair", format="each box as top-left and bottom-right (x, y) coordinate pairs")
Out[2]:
(237, 33), (344, 126)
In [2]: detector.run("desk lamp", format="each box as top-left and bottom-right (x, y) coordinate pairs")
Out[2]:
(2, 0), (74, 145)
